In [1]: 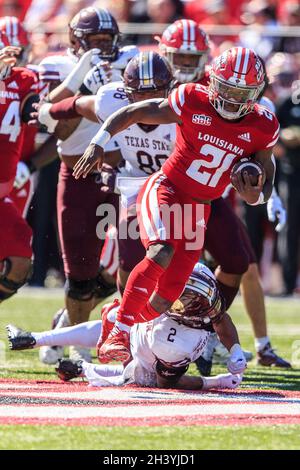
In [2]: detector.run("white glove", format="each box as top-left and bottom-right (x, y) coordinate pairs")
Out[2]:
(38, 102), (58, 133)
(267, 189), (286, 232)
(227, 344), (247, 375)
(63, 48), (101, 93)
(216, 373), (243, 389)
(14, 161), (31, 189)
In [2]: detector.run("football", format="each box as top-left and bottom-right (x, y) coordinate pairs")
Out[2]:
(230, 159), (266, 187)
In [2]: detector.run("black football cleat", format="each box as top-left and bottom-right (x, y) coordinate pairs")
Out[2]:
(55, 358), (84, 382)
(257, 343), (292, 368)
(6, 324), (36, 350)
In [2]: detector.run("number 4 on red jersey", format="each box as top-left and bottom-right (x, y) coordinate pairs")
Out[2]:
(0, 67), (38, 184)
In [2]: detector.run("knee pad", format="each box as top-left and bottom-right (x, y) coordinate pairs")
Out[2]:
(0, 258), (32, 302)
(65, 277), (97, 301)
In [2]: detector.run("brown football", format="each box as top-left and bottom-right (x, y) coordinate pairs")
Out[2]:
(230, 159), (266, 187)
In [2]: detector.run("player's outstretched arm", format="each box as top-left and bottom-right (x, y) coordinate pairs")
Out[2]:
(34, 95), (98, 136)
(213, 313), (247, 375)
(156, 367), (242, 391)
(73, 99), (181, 179)
(157, 373), (205, 390)
(47, 49), (101, 103)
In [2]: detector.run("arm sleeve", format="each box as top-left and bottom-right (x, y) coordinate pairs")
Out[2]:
(168, 84), (188, 117)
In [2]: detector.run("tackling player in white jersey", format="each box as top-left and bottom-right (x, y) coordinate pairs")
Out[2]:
(7, 263), (245, 390)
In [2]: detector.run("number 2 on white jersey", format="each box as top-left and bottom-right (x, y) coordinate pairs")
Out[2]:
(0, 101), (21, 143)
(186, 143), (235, 187)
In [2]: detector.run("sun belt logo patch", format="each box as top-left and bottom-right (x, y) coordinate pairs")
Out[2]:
(192, 114), (212, 126)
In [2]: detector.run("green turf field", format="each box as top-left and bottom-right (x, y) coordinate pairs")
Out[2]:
(0, 291), (300, 450)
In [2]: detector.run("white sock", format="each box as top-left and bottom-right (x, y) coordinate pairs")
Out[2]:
(81, 362), (124, 378)
(201, 376), (222, 390)
(32, 321), (101, 348)
(82, 361), (125, 386)
(255, 336), (270, 352)
(114, 321), (131, 334)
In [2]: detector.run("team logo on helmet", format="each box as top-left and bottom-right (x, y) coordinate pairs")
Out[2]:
(209, 47), (266, 120)
(123, 51), (173, 101)
(167, 264), (225, 329)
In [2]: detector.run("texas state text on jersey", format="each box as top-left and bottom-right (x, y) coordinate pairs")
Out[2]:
(95, 81), (176, 178)
(163, 83), (280, 201)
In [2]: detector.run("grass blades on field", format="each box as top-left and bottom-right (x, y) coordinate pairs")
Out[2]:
(1, 292), (299, 388)
(0, 424), (300, 450)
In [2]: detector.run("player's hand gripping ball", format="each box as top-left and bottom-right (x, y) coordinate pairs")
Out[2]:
(230, 159), (266, 188)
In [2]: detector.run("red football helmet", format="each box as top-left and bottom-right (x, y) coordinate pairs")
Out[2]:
(0, 16), (30, 66)
(69, 7), (119, 60)
(159, 19), (210, 84)
(123, 51), (173, 102)
(167, 263), (225, 330)
(209, 47), (266, 120)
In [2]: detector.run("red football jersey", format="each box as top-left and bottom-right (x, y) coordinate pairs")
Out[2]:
(0, 67), (38, 185)
(21, 67), (45, 163)
(163, 83), (279, 201)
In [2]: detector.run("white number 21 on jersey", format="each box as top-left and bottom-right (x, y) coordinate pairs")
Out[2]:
(0, 101), (21, 143)
(186, 143), (236, 188)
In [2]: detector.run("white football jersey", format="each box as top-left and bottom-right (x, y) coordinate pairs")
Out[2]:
(127, 314), (210, 387)
(95, 81), (176, 178)
(45, 49), (139, 156)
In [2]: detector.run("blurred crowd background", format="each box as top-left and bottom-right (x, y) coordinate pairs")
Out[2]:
(1, 0), (300, 296)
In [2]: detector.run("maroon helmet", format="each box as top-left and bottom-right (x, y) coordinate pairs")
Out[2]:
(123, 51), (174, 102)
(167, 263), (225, 330)
(69, 7), (119, 59)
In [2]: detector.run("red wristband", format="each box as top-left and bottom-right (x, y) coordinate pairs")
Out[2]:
(50, 95), (81, 120)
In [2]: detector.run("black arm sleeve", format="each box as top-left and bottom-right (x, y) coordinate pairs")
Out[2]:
(21, 94), (40, 123)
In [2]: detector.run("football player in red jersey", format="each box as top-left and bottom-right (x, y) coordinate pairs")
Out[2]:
(158, 19), (210, 86)
(0, 16), (40, 217)
(74, 47), (279, 363)
(0, 32), (39, 303)
(159, 21), (290, 368)
(73, 47), (280, 363)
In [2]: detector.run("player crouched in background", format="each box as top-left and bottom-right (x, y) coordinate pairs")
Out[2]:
(6, 263), (246, 390)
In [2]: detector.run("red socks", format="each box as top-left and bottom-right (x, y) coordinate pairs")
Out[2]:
(117, 257), (165, 326)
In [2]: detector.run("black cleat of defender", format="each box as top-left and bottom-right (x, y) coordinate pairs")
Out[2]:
(6, 324), (36, 350)
(55, 358), (84, 382)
